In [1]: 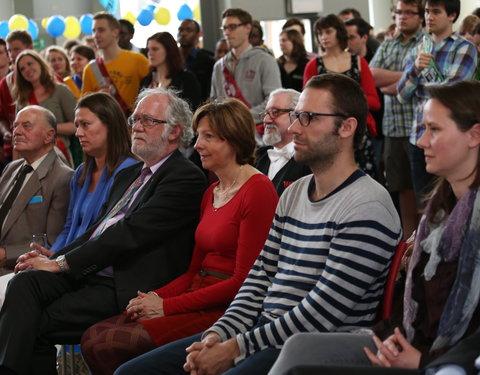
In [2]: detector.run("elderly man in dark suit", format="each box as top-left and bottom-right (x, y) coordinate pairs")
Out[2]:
(0, 105), (72, 274)
(255, 89), (311, 196)
(0, 88), (207, 375)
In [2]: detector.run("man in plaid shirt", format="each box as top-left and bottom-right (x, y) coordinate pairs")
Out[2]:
(397, 0), (477, 205)
(370, 0), (424, 240)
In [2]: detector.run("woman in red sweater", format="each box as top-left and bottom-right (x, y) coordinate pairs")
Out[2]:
(303, 14), (380, 178)
(81, 98), (279, 375)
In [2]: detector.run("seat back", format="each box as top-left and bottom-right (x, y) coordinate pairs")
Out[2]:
(379, 241), (408, 320)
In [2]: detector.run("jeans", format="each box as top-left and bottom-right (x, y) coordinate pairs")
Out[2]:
(115, 332), (281, 375)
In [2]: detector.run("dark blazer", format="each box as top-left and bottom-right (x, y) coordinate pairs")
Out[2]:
(0, 149), (72, 269)
(53, 150), (207, 309)
(255, 146), (311, 196)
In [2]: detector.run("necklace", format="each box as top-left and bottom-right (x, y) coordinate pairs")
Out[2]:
(213, 165), (243, 211)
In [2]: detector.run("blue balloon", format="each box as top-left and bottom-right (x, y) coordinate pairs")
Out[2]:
(177, 4), (193, 20)
(137, 8), (153, 26)
(80, 14), (93, 35)
(0, 21), (9, 39)
(98, 0), (119, 13)
(47, 15), (65, 38)
(28, 19), (39, 40)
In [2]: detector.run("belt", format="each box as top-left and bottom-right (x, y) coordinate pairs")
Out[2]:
(199, 269), (231, 280)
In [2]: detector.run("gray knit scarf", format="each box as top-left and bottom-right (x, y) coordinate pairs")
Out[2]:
(403, 188), (480, 351)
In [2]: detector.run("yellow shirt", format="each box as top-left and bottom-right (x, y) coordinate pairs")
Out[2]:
(64, 76), (81, 99)
(82, 50), (149, 111)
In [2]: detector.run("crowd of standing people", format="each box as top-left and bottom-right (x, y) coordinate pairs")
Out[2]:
(0, 1), (479, 374)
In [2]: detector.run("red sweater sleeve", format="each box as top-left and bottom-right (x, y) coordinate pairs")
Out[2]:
(161, 176), (278, 316)
(359, 56), (380, 112)
(0, 76), (13, 124)
(152, 187), (211, 299)
(303, 58), (318, 88)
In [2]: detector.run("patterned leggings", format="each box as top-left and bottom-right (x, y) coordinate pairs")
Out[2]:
(81, 308), (225, 375)
(81, 314), (156, 375)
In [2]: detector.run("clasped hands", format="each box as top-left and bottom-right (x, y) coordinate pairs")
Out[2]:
(125, 291), (164, 321)
(364, 327), (421, 369)
(14, 242), (56, 273)
(183, 333), (239, 375)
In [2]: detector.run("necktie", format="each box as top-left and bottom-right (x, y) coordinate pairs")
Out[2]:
(92, 168), (151, 238)
(0, 164), (33, 235)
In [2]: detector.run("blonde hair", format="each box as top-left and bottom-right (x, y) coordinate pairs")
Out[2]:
(45, 46), (72, 78)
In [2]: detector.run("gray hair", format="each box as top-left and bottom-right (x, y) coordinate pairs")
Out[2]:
(269, 88), (301, 109)
(136, 88), (193, 148)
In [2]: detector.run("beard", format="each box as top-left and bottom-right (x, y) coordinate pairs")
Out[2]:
(132, 126), (171, 163)
(293, 130), (340, 171)
(262, 124), (283, 146)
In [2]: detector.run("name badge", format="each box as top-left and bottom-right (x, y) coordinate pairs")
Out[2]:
(28, 196), (43, 204)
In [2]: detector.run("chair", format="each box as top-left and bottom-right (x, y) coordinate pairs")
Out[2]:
(48, 330), (84, 375)
(378, 241), (408, 320)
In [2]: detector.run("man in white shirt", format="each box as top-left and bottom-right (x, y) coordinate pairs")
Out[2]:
(254, 89), (310, 196)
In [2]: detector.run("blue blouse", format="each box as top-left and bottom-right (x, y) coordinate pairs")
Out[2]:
(50, 157), (138, 252)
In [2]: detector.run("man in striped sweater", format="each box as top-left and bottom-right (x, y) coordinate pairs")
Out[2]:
(115, 74), (402, 375)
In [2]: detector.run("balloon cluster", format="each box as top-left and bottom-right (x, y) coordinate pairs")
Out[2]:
(0, 15), (39, 39)
(0, 3), (201, 41)
(122, 3), (197, 27)
(43, 14), (93, 38)
(0, 13), (94, 40)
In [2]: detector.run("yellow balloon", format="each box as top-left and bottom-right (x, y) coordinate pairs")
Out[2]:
(41, 17), (49, 29)
(154, 7), (170, 25)
(193, 4), (201, 21)
(63, 16), (81, 39)
(8, 14), (28, 31)
(122, 11), (136, 25)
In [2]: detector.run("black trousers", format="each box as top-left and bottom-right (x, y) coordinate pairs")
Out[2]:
(0, 270), (118, 375)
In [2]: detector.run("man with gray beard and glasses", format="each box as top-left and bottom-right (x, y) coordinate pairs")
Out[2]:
(254, 89), (310, 196)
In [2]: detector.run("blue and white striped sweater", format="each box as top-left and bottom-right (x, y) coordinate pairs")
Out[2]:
(207, 171), (402, 362)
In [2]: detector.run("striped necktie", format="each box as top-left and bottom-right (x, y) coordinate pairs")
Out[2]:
(92, 167), (151, 238)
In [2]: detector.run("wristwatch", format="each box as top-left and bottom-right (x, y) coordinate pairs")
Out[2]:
(55, 255), (68, 272)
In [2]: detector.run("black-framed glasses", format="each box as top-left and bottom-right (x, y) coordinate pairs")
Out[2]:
(393, 10), (419, 17)
(220, 23), (246, 32)
(127, 115), (168, 129)
(261, 108), (293, 120)
(289, 111), (348, 127)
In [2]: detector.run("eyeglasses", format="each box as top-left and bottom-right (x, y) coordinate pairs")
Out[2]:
(261, 108), (293, 120)
(220, 23), (246, 32)
(127, 115), (168, 129)
(394, 10), (419, 17)
(289, 111), (348, 127)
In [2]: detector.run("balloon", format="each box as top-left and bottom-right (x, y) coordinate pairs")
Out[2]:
(137, 8), (153, 26)
(41, 17), (49, 29)
(98, 0), (118, 14)
(28, 19), (39, 40)
(80, 14), (93, 35)
(46, 15), (65, 38)
(193, 4), (201, 21)
(122, 11), (136, 25)
(0, 22), (9, 39)
(177, 4), (193, 21)
(9, 14), (28, 31)
(63, 16), (81, 39)
(154, 7), (170, 25)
